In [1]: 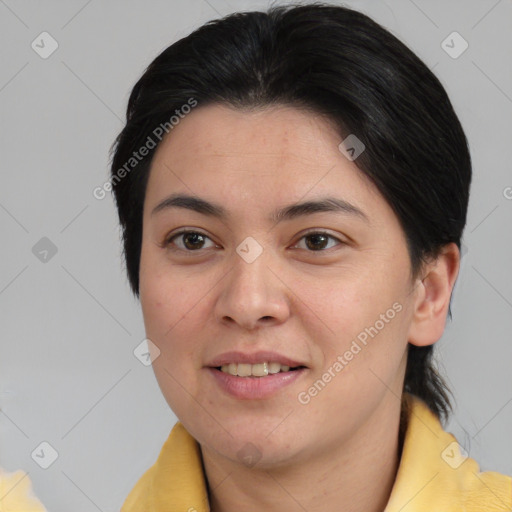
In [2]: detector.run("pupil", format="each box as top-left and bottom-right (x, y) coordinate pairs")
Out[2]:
(185, 233), (203, 249)
(306, 234), (327, 250)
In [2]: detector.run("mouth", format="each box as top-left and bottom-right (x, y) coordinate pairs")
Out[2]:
(205, 351), (308, 399)
(206, 354), (308, 399)
(213, 362), (307, 377)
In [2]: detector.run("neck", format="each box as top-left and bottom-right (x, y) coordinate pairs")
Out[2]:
(202, 393), (405, 512)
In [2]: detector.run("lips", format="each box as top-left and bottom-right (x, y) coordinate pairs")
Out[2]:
(207, 366), (307, 399)
(205, 350), (308, 399)
(206, 350), (306, 369)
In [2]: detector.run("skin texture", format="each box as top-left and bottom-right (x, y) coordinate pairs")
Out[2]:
(139, 103), (460, 512)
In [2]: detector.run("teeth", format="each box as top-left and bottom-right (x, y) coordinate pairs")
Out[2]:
(220, 362), (295, 377)
(237, 363), (252, 377)
(252, 363), (268, 377)
(268, 362), (282, 374)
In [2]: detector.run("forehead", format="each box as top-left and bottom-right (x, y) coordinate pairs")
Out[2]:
(145, 103), (386, 224)
(156, 103), (343, 161)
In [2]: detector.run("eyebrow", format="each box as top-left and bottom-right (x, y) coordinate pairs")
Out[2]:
(151, 193), (370, 225)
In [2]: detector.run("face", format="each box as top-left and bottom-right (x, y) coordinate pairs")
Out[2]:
(139, 103), (422, 469)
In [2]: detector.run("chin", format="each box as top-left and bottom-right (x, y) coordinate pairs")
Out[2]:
(205, 424), (304, 467)
(221, 440), (301, 470)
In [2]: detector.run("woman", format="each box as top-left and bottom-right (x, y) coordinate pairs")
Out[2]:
(109, 3), (511, 511)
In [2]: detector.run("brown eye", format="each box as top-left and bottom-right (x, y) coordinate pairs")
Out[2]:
(166, 230), (215, 251)
(295, 231), (343, 251)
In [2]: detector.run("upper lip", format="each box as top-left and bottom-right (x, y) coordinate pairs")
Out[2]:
(206, 351), (307, 368)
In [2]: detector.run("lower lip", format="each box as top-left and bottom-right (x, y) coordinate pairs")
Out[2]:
(206, 367), (307, 400)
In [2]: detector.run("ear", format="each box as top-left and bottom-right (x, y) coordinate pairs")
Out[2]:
(407, 242), (460, 347)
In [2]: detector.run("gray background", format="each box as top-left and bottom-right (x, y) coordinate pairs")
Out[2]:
(0, 0), (511, 510)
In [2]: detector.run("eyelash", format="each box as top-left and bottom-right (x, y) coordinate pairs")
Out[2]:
(163, 229), (345, 254)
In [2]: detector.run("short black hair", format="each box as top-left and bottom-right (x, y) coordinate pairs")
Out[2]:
(109, 2), (471, 422)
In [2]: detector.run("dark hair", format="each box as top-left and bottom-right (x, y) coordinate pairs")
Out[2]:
(109, 2), (471, 422)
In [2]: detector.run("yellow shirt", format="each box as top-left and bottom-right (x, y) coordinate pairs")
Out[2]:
(0, 469), (47, 511)
(121, 393), (512, 511)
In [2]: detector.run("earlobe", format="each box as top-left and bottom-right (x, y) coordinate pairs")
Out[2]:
(407, 243), (460, 348)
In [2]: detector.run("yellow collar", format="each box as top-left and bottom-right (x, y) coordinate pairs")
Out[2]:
(121, 393), (511, 511)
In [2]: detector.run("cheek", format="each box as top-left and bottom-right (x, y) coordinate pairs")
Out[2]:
(304, 266), (399, 337)
(139, 248), (197, 339)
(139, 255), (202, 383)
(139, 268), (205, 416)
(141, 279), (199, 363)
(305, 265), (409, 381)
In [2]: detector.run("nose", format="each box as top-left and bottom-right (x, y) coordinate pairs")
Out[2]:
(214, 248), (291, 331)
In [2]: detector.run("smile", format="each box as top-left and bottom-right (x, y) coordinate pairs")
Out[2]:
(218, 362), (304, 377)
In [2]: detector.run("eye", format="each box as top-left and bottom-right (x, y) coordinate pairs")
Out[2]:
(165, 230), (216, 252)
(164, 229), (345, 253)
(293, 231), (344, 252)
